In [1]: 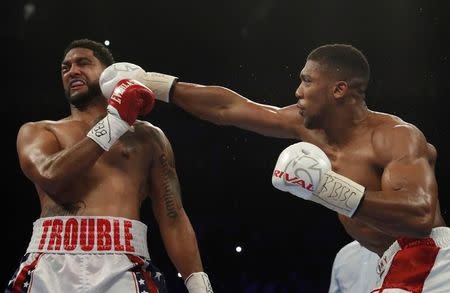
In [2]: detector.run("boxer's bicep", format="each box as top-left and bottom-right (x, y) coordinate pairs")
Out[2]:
(375, 124), (437, 198)
(373, 124), (438, 229)
(16, 122), (62, 182)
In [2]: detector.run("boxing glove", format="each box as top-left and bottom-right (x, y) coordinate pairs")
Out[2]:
(185, 272), (214, 293)
(100, 62), (177, 103)
(272, 142), (365, 217)
(87, 79), (155, 151)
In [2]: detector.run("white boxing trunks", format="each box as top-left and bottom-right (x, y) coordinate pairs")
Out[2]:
(6, 216), (167, 293)
(372, 226), (450, 293)
(329, 240), (380, 293)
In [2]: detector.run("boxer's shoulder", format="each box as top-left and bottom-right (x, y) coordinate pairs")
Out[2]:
(20, 117), (90, 139)
(20, 117), (86, 131)
(134, 120), (164, 138)
(125, 120), (170, 152)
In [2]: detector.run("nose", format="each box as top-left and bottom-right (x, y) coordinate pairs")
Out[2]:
(66, 64), (82, 77)
(295, 83), (303, 100)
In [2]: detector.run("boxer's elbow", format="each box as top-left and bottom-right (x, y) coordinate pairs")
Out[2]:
(22, 163), (65, 196)
(35, 168), (70, 197)
(407, 192), (435, 237)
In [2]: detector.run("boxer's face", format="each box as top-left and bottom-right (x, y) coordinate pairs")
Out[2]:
(61, 48), (104, 107)
(295, 60), (336, 129)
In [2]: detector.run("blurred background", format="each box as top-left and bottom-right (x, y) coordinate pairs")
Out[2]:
(4, 0), (450, 292)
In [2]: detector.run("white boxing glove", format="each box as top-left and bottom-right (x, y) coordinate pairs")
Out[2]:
(272, 142), (365, 217)
(99, 62), (178, 103)
(185, 272), (213, 293)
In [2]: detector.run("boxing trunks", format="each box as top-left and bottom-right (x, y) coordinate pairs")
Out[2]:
(372, 226), (450, 293)
(329, 240), (380, 293)
(6, 216), (167, 293)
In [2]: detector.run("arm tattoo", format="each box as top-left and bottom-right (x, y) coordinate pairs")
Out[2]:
(159, 154), (181, 219)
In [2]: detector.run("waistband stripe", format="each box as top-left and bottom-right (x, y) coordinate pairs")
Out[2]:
(27, 217), (150, 258)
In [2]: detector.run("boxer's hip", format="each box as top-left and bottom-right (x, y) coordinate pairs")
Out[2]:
(374, 226), (450, 292)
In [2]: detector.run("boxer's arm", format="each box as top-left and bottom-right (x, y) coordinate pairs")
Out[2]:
(100, 63), (319, 142)
(16, 122), (104, 199)
(148, 126), (211, 291)
(172, 82), (313, 140)
(354, 124), (438, 238)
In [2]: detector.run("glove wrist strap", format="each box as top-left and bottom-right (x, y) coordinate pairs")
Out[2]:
(138, 71), (178, 103)
(312, 170), (365, 217)
(87, 112), (129, 151)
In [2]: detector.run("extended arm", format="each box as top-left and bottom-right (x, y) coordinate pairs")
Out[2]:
(171, 82), (303, 139)
(148, 127), (212, 292)
(354, 125), (438, 238)
(99, 62), (320, 141)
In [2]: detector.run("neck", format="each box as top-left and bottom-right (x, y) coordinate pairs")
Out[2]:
(323, 99), (369, 145)
(69, 96), (108, 125)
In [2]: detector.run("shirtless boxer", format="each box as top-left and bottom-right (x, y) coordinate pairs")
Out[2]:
(101, 43), (449, 292)
(6, 39), (213, 293)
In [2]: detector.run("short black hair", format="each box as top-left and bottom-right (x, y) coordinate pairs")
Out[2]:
(307, 44), (370, 91)
(63, 38), (114, 67)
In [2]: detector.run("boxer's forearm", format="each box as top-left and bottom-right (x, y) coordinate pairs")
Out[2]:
(171, 82), (245, 125)
(32, 138), (104, 197)
(17, 121), (105, 200)
(160, 210), (204, 278)
(354, 189), (435, 238)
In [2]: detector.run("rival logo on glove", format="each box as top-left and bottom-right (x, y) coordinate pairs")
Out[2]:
(273, 169), (314, 191)
(273, 155), (325, 191)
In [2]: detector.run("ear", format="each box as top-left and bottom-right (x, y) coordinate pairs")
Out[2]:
(333, 81), (348, 99)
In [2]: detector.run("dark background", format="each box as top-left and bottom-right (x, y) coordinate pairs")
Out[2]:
(4, 0), (450, 292)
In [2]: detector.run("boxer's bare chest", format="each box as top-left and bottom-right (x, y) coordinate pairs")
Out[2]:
(54, 121), (150, 166)
(321, 133), (396, 254)
(40, 121), (153, 217)
(323, 136), (382, 191)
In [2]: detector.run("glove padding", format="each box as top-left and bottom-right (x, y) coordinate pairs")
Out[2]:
(87, 79), (155, 151)
(272, 142), (365, 217)
(100, 62), (177, 103)
(185, 272), (213, 293)
(107, 79), (155, 125)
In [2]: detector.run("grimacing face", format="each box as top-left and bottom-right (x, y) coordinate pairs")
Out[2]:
(295, 60), (336, 129)
(61, 48), (104, 107)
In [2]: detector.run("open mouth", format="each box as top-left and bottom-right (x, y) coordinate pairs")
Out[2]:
(69, 79), (86, 90)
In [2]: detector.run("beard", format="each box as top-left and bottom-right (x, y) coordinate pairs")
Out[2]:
(303, 113), (322, 129)
(302, 102), (333, 130)
(65, 82), (103, 108)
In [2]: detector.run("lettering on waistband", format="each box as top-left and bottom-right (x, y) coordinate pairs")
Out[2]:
(37, 218), (135, 253)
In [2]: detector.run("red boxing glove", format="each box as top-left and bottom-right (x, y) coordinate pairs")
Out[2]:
(108, 79), (156, 125)
(87, 79), (156, 151)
